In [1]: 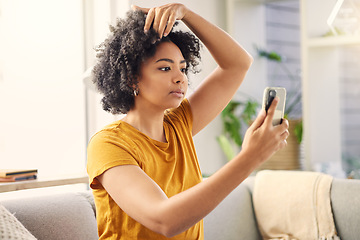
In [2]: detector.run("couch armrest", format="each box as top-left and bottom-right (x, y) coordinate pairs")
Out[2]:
(331, 178), (360, 239)
(246, 175), (360, 240)
(0, 191), (98, 240)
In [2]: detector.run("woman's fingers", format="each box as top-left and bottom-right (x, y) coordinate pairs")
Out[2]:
(264, 97), (279, 126)
(164, 13), (177, 37)
(275, 119), (289, 150)
(150, 7), (175, 38)
(158, 9), (178, 38)
(131, 5), (150, 13)
(144, 8), (155, 32)
(131, 5), (154, 32)
(154, 9), (169, 38)
(281, 120), (290, 142)
(249, 109), (266, 131)
(133, 4), (187, 38)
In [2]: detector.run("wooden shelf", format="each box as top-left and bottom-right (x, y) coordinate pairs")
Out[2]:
(0, 174), (89, 193)
(307, 35), (360, 48)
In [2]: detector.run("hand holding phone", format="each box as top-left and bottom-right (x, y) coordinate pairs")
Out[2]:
(262, 87), (286, 126)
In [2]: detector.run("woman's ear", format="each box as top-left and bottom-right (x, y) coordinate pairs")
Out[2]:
(129, 81), (139, 97)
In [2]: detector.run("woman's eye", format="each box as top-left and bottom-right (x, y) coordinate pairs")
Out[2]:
(159, 67), (171, 71)
(181, 68), (187, 74)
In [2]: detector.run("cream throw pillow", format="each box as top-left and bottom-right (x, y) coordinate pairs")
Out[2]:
(0, 204), (37, 240)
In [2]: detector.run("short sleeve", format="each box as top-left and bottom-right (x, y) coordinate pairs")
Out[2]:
(86, 129), (139, 189)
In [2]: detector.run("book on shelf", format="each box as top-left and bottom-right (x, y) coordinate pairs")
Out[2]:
(0, 169), (38, 182)
(0, 169), (38, 177)
(0, 173), (37, 182)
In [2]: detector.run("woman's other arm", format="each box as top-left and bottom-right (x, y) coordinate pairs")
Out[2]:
(99, 98), (289, 238)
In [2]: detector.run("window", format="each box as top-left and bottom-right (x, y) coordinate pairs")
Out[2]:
(0, 0), (131, 195)
(0, 0), (86, 177)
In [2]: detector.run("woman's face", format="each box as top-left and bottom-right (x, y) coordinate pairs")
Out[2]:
(136, 41), (188, 111)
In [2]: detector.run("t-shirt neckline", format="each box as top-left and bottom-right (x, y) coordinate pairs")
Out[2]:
(118, 120), (170, 148)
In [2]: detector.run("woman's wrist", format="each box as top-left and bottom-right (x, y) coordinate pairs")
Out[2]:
(181, 7), (194, 24)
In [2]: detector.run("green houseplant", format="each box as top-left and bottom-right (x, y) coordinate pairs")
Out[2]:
(217, 96), (259, 161)
(217, 47), (303, 161)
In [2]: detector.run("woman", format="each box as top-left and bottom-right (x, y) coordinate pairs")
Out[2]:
(87, 3), (289, 239)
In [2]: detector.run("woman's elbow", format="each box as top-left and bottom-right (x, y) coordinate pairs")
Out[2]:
(143, 202), (197, 237)
(145, 214), (184, 238)
(145, 224), (178, 238)
(159, 223), (184, 238)
(243, 53), (254, 70)
(232, 52), (253, 73)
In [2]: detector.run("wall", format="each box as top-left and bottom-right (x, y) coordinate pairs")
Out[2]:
(0, 0), (86, 176)
(231, 1), (268, 103)
(340, 46), (360, 175)
(265, 1), (302, 120)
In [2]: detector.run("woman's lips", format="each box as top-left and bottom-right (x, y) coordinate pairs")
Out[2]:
(170, 89), (184, 97)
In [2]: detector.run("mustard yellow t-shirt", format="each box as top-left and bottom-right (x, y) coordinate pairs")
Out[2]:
(87, 99), (204, 240)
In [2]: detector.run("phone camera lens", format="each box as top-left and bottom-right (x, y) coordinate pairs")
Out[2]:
(269, 90), (277, 97)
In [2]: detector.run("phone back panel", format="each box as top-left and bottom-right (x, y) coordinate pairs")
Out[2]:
(262, 87), (286, 125)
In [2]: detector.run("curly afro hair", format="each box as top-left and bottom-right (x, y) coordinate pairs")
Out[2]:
(92, 10), (202, 115)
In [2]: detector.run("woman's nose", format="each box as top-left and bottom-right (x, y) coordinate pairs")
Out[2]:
(173, 70), (185, 84)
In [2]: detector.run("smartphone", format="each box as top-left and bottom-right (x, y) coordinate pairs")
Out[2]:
(262, 87), (286, 125)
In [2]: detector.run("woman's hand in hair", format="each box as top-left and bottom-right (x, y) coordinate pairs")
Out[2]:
(132, 3), (189, 38)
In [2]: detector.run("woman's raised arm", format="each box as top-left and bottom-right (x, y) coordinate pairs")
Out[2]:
(133, 3), (253, 136)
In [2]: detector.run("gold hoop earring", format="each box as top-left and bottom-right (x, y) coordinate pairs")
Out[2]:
(134, 89), (139, 96)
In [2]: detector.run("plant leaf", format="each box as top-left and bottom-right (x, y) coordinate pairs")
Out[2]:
(227, 113), (242, 146)
(216, 135), (235, 161)
(294, 121), (303, 144)
(242, 100), (259, 124)
(256, 46), (282, 62)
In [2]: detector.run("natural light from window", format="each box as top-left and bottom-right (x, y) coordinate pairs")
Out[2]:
(0, 0), (86, 177)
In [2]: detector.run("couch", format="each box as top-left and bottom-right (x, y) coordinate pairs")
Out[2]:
(1, 176), (360, 240)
